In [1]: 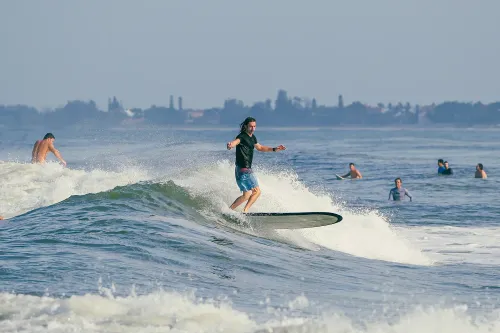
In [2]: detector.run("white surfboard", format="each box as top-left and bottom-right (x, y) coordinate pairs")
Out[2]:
(335, 174), (345, 180)
(224, 212), (343, 229)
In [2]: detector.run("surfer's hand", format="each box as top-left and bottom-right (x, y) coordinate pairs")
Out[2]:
(227, 142), (232, 150)
(276, 145), (286, 151)
(61, 160), (67, 167)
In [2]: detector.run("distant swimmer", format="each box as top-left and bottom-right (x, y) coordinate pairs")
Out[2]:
(475, 163), (487, 179)
(389, 178), (412, 201)
(442, 161), (453, 175)
(437, 159), (445, 174)
(340, 163), (362, 179)
(226, 117), (286, 212)
(31, 133), (66, 166)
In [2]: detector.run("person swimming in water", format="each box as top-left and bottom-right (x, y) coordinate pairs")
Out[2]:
(437, 159), (445, 174)
(340, 163), (362, 179)
(31, 133), (66, 166)
(389, 178), (412, 201)
(442, 161), (453, 175)
(475, 163), (487, 179)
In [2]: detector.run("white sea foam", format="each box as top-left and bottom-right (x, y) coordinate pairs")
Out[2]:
(0, 291), (255, 333)
(1, 291), (499, 333)
(398, 225), (500, 266)
(0, 162), (150, 219)
(173, 160), (433, 266)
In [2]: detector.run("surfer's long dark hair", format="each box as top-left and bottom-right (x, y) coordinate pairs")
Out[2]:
(240, 117), (256, 133)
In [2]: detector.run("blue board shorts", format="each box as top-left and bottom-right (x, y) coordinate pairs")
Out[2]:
(235, 167), (259, 192)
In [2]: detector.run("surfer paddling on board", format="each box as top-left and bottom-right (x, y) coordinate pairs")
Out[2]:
(31, 133), (66, 166)
(226, 117), (286, 212)
(340, 163), (362, 179)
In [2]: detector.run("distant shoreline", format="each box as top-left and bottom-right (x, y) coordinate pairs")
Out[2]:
(2, 93), (500, 128)
(4, 123), (500, 132)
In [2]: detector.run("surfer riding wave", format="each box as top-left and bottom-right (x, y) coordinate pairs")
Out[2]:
(226, 117), (286, 212)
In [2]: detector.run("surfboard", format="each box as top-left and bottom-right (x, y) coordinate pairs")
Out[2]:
(335, 174), (345, 180)
(224, 212), (343, 229)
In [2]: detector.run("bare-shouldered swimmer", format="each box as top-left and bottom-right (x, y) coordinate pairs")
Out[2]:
(341, 162), (363, 179)
(31, 133), (66, 166)
(475, 163), (487, 179)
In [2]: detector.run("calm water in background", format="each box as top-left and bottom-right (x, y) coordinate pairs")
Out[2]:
(0, 127), (499, 332)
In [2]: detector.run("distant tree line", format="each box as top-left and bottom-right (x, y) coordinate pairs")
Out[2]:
(1, 90), (499, 128)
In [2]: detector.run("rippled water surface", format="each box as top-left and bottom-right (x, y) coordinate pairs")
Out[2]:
(1, 127), (499, 332)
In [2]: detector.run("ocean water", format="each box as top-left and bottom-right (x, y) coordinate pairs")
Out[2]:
(0, 127), (499, 332)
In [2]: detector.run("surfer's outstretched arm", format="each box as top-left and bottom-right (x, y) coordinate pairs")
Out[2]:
(227, 138), (241, 150)
(254, 143), (286, 152)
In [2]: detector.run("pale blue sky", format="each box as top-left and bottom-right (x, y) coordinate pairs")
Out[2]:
(1, 0), (498, 110)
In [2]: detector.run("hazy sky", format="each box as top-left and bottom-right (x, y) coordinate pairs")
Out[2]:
(1, 0), (499, 110)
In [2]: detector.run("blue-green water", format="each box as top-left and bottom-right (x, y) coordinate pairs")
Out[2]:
(1, 127), (499, 332)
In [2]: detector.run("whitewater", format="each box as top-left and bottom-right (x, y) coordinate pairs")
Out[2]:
(1, 127), (499, 332)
